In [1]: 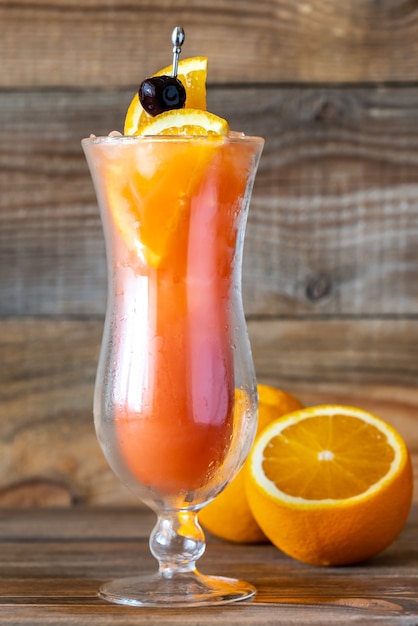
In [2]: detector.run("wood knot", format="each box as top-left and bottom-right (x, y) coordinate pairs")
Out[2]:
(314, 100), (341, 123)
(0, 478), (77, 507)
(305, 274), (332, 302)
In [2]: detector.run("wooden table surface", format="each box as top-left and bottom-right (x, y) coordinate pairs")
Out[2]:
(0, 505), (417, 625)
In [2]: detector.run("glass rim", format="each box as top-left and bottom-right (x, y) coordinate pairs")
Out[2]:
(81, 133), (264, 146)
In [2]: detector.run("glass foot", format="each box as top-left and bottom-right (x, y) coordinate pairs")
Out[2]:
(99, 570), (256, 607)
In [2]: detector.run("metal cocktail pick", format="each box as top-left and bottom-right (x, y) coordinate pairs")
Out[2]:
(171, 26), (185, 78)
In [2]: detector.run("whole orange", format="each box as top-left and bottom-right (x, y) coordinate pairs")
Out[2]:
(199, 385), (304, 543)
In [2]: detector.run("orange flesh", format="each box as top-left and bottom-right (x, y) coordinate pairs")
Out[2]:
(95, 138), (257, 495)
(262, 414), (395, 500)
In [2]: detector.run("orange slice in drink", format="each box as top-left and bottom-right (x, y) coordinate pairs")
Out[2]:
(246, 405), (413, 565)
(124, 56), (208, 135)
(105, 135), (225, 266)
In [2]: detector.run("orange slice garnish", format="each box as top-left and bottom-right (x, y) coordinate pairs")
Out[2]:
(124, 56), (208, 135)
(137, 108), (229, 136)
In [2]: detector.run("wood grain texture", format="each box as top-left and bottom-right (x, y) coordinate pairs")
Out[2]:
(0, 319), (135, 506)
(0, 318), (417, 505)
(2, 1), (418, 511)
(0, 506), (416, 624)
(3, 0), (418, 86)
(2, 86), (418, 317)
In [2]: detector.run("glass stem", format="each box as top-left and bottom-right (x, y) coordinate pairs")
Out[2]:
(149, 511), (206, 578)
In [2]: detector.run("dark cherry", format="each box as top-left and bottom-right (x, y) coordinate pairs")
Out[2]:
(138, 75), (186, 116)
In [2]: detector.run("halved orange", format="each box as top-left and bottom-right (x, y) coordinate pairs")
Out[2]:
(246, 405), (413, 565)
(124, 56), (208, 135)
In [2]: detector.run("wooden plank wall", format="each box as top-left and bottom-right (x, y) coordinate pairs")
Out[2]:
(0, 0), (417, 506)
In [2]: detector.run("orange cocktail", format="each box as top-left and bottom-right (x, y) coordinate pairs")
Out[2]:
(84, 135), (263, 502)
(82, 28), (264, 606)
